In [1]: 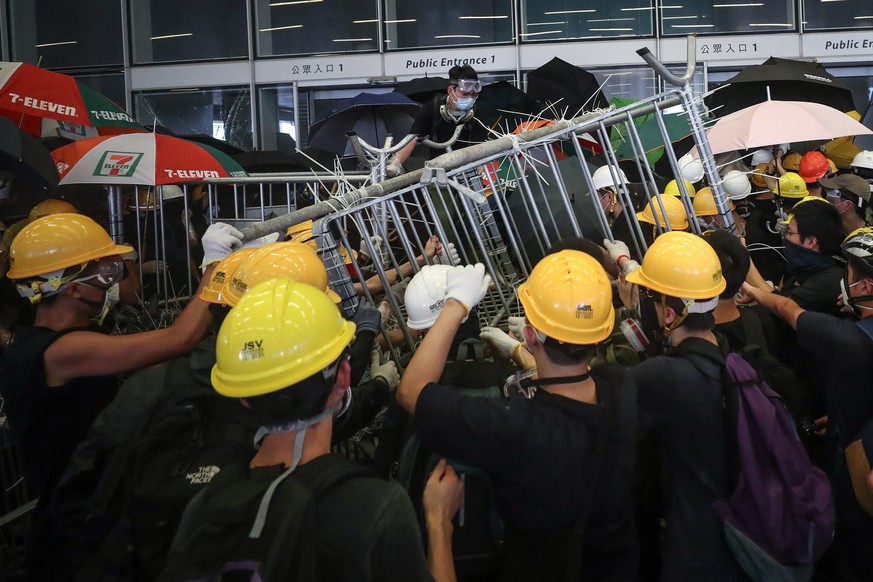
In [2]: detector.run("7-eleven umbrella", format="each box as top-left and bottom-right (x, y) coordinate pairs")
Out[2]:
(0, 61), (144, 136)
(51, 133), (248, 186)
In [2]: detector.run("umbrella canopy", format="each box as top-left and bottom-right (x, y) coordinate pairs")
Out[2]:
(705, 100), (873, 155)
(527, 57), (609, 118)
(394, 76), (450, 104)
(705, 57), (856, 118)
(232, 149), (342, 173)
(51, 133), (248, 186)
(475, 81), (545, 132)
(179, 134), (247, 157)
(308, 92), (421, 157)
(0, 116), (58, 194)
(610, 98), (695, 165)
(0, 63), (144, 136)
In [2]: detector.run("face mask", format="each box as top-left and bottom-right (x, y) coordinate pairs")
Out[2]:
(454, 97), (475, 111)
(783, 239), (835, 277)
(621, 291), (666, 355)
(840, 274), (873, 317)
(95, 283), (120, 325)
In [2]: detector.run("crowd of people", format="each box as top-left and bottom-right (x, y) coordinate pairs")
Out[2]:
(1, 65), (873, 582)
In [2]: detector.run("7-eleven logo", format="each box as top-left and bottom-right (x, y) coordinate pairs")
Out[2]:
(94, 151), (144, 177)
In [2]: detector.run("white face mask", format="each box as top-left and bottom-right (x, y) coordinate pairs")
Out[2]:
(95, 282), (120, 325)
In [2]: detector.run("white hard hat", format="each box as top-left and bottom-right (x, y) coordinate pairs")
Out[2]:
(161, 185), (185, 200)
(750, 148), (774, 167)
(404, 265), (453, 330)
(678, 153), (705, 184)
(851, 150), (873, 171)
(722, 170), (753, 200)
(592, 165), (628, 192)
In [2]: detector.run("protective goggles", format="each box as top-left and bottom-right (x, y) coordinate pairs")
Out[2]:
(77, 256), (126, 287)
(452, 79), (482, 96)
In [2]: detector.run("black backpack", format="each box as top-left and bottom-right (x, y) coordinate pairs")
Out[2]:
(161, 454), (373, 581)
(68, 356), (261, 581)
(391, 351), (513, 582)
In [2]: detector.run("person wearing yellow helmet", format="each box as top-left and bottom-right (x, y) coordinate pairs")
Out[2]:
(398, 255), (639, 580)
(623, 232), (754, 581)
(740, 228), (873, 581)
(0, 214), (235, 545)
(163, 277), (461, 581)
(635, 195), (690, 248)
(692, 186), (735, 231)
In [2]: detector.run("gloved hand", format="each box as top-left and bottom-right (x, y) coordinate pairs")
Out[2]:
(603, 238), (631, 266)
(507, 316), (526, 339)
(621, 259), (641, 275)
(377, 299), (394, 323)
(438, 242), (461, 266)
(371, 349), (400, 390)
(445, 263), (492, 316)
(480, 326), (521, 360)
(386, 156), (405, 178)
(201, 222), (243, 269)
(353, 300), (382, 334)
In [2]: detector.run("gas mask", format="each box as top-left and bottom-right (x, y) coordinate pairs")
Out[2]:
(502, 368), (592, 400)
(619, 289), (666, 355)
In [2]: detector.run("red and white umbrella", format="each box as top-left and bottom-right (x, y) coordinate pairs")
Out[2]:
(52, 133), (248, 186)
(706, 99), (873, 154)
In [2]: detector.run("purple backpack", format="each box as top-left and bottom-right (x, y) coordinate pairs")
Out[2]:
(714, 353), (835, 582)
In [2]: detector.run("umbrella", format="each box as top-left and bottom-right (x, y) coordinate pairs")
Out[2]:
(0, 116), (58, 195)
(394, 76), (450, 104)
(705, 100), (873, 155)
(475, 81), (545, 133)
(0, 62), (144, 136)
(51, 133), (248, 186)
(705, 57), (856, 118)
(231, 149), (343, 173)
(179, 134), (247, 157)
(308, 92), (421, 157)
(609, 98), (696, 164)
(526, 57), (609, 118)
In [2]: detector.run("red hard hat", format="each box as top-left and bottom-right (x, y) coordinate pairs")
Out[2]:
(798, 151), (830, 184)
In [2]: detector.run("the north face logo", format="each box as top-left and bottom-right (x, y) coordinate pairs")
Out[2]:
(186, 465), (221, 485)
(94, 150), (144, 178)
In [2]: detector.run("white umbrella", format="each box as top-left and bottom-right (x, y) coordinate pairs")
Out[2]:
(705, 100), (872, 155)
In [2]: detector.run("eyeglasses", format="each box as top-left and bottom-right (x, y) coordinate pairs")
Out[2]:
(783, 229), (800, 238)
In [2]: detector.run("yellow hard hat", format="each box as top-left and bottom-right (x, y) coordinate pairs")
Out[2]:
(28, 199), (78, 222)
(636, 196), (690, 230)
(0, 219), (30, 257)
(625, 231), (726, 300)
(222, 241), (340, 306)
(776, 172), (809, 199)
(692, 187), (735, 216)
(287, 225), (358, 266)
(782, 152), (802, 172)
(285, 219), (314, 240)
(199, 248), (257, 304)
(211, 277), (356, 398)
(7, 213), (133, 280)
(517, 250), (615, 345)
(778, 195), (830, 226)
(664, 178), (696, 198)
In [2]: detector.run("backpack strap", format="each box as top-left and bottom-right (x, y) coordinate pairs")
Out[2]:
(738, 308), (770, 358)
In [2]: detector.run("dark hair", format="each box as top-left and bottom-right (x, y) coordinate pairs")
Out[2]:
(541, 337), (596, 366)
(848, 255), (873, 281)
(654, 292), (715, 332)
(449, 65), (478, 82)
(546, 236), (608, 269)
(793, 202), (843, 256)
(701, 230), (750, 298)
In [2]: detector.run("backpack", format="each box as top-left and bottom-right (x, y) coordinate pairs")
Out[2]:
(714, 352), (835, 582)
(392, 350), (512, 581)
(161, 454), (373, 581)
(70, 356), (261, 581)
(842, 317), (873, 517)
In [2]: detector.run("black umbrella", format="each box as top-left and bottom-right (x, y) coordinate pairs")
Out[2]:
(308, 92), (421, 157)
(0, 116), (59, 194)
(394, 76), (450, 104)
(232, 149), (340, 173)
(475, 81), (545, 133)
(178, 134), (247, 156)
(527, 57), (609, 118)
(705, 57), (856, 118)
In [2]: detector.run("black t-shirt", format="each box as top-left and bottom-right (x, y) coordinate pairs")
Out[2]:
(714, 306), (779, 357)
(416, 364), (638, 582)
(408, 95), (488, 157)
(742, 201), (785, 285)
(631, 338), (751, 582)
(797, 312), (873, 530)
(778, 263), (844, 316)
(0, 326), (119, 500)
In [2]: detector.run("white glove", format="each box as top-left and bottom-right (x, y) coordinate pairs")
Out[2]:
(370, 349), (400, 390)
(201, 222), (243, 269)
(603, 238), (632, 265)
(507, 316), (526, 339)
(480, 327), (521, 360)
(438, 242), (461, 266)
(445, 263), (492, 316)
(386, 157), (405, 178)
(621, 259), (641, 275)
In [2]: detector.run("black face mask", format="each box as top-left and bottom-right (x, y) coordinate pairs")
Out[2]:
(783, 239), (835, 278)
(638, 290), (667, 355)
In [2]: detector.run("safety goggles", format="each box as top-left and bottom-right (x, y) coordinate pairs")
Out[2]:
(76, 256), (125, 287)
(452, 79), (482, 96)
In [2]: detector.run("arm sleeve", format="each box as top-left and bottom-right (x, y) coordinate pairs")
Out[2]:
(366, 484), (435, 582)
(332, 378), (390, 443)
(348, 330), (375, 388)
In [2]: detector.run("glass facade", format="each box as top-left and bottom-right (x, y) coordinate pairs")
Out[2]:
(660, 0), (796, 35)
(384, 0), (515, 50)
(521, 0), (654, 40)
(803, 0), (873, 31)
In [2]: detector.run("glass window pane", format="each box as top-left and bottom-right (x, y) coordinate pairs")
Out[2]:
(660, 1), (796, 36)
(803, 0), (873, 31)
(133, 87), (253, 151)
(384, 0), (514, 50)
(77, 73), (128, 112)
(130, 0), (248, 64)
(258, 85), (298, 152)
(255, 0), (379, 57)
(10, 0), (123, 67)
(521, 0), (653, 41)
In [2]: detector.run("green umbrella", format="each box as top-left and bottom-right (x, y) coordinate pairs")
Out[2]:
(609, 98), (696, 165)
